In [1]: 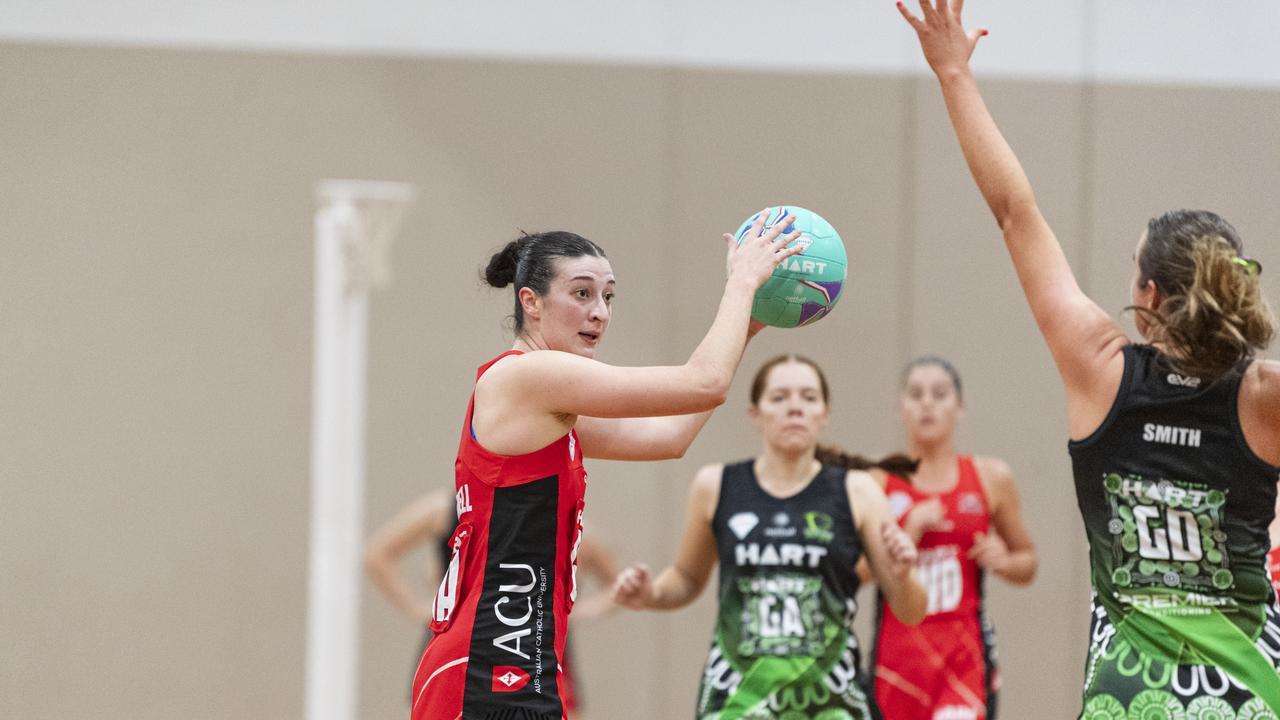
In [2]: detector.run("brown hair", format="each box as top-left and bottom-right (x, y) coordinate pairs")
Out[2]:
(482, 230), (607, 335)
(1131, 210), (1275, 379)
(901, 354), (963, 402)
(749, 354), (919, 477)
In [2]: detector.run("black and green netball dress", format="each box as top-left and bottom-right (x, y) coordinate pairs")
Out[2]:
(696, 460), (876, 720)
(1070, 344), (1280, 719)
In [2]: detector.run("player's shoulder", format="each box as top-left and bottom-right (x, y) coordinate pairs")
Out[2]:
(972, 455), (1013, 483)
(842, 468), (880, 496)
(689, 463), (727, 519)
(1250, 358), (1280, 394)
(691, 462), (726, 491)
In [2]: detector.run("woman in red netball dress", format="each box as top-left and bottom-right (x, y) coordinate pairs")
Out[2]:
(412, 215), (806, 720)
(873, 356), (1038, 720)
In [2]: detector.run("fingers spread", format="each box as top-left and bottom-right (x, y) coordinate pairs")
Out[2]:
(896, 1), (924, 31)
(917, 0), (940, 25)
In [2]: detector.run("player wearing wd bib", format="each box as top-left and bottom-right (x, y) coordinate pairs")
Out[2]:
(1071, 345), (1280, 716)
(874, 457), (998, 719)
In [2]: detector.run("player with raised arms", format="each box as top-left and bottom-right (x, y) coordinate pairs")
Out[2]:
(411, 213), (806, 720)
(897, 1), (1280, 715)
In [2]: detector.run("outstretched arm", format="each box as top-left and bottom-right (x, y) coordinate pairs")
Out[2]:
(612, 464), (722, 611)
(898, 0), (1128, 438)
(576, 322), (765, 460)
(479, 214), (802, 458)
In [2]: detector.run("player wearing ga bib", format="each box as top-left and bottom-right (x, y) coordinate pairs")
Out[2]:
(611, 355), (927, 720)
(411, 351), (588, 720)
(696, 460), (877, 720)
(1071, 344), (1280, 717)
(874, 456), (998, 720)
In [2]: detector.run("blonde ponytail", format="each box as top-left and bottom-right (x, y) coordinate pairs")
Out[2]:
(1132, 210), (1276, 379)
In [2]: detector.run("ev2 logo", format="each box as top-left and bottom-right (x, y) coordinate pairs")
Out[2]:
(1133, 506), (1202, 561)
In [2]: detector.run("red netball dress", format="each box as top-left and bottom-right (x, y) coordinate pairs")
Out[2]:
(874, 455), (1000, 720)
(412, 351), (588, 720)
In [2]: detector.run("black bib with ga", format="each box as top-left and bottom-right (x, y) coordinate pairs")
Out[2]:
(693, 459), (877, 719)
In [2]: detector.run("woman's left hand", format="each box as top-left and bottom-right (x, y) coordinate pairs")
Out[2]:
(969, 530), (1010, 572)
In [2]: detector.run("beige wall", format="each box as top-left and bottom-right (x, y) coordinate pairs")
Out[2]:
(2, 43), (1277, 719)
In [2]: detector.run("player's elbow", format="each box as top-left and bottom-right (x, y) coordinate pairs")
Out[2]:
(995, 194), (1040, 234)
(362, 545), (388, 576)
(691, 379), (729, 412)
(660, 442), (691, 461)
(683, 363), (731, 411)
(890, 586), (928, 625)
(1006, 556), (1038, 586)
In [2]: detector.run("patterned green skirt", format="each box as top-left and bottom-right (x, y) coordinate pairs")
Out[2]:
(1080, 601), (1280, 719)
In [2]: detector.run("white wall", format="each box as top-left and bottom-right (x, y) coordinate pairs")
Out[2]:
(3, 0), (1280, 87)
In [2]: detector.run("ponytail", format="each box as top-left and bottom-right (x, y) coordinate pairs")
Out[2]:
(1132, 210), (1275, 379)
(815, 444), (919, 477)
(483, 238), (522, 288)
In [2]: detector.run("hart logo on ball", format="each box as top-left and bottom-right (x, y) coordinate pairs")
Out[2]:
(734, 206), (848, 328)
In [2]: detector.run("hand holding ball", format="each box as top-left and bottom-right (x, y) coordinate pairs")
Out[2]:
(734, 206), (847, 328)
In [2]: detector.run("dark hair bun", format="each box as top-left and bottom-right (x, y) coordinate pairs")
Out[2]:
(483, 240), (522, 288)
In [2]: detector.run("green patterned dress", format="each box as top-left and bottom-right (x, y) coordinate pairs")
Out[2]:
(695, 460), (877, 720)
(1070, 345), (1280, 719)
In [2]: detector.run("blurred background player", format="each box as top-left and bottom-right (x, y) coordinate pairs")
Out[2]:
(871, 355), (1037, 720)
(613, 354), (927, 719)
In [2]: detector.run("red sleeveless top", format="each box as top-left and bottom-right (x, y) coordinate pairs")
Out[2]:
(412, 351), (588, 720)
(874, 455), (997, 718)
(881, 455), (989, 620)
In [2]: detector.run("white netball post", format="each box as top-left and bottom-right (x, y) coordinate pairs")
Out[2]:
(306, 179), (416, 720)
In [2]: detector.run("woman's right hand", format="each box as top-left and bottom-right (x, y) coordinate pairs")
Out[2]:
(904, 497), (953, 540)
(611, 563), (654, 610)
(722, 209), (805, 291)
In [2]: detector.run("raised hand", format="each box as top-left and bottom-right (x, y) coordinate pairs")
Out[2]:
(723, 209), (805, 291)
(611, 563), (654, 610)
(896, 0), (988, 76)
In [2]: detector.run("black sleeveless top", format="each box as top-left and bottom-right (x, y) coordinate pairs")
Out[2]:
(694, 460), (876, 719)
(1069, 344), (1279, 645)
